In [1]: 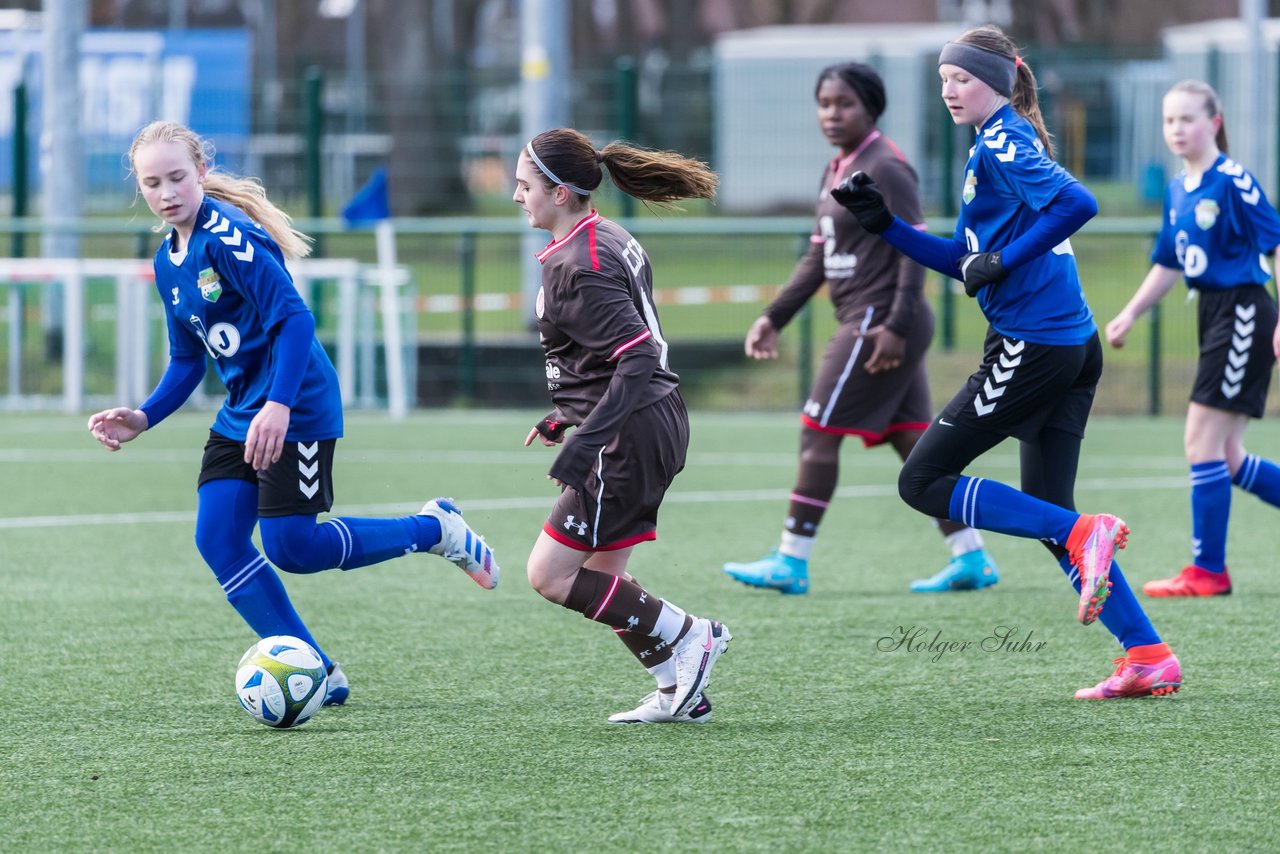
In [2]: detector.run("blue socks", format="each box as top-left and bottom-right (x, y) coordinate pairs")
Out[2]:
(949, 475), (1079, 545)
(196, 479), (331, 668)
(1190, 461), (1231, 572)
(223, 555), (333, 670)
(945, 476), (1160, 649)
(1233, 453), (1280, 508)
(258, 514), (442, 572)
(1056, 555), (1160, 649)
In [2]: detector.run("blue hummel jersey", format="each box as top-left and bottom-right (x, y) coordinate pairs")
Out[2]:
(958, 104), (1094, 345)
(1152, 153), (1280, 290)
(153, 197), (343, 442)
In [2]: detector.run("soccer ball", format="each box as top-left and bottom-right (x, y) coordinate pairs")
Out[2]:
(235, 635), (328, 728)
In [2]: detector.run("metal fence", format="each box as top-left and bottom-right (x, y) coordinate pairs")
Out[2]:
(2, 214), (1264, 418)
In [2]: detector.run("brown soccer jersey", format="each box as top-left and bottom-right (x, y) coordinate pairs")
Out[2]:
(534, 211), (680, 490)
(764, 131), (927, 337)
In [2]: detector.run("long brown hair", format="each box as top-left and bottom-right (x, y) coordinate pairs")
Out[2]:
(956, 25), (1055, 160)
(1166, 79), (1230, 154)
(526, 128), (718, 210)
(128, 121), (312, 259)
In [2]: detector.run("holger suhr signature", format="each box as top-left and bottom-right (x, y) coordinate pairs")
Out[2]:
(876, 625), (1047, 663)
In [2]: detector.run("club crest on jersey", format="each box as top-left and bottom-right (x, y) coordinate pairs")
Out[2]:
(1194, 199), (1220, 230)
(535, 286), (546, 319)
(962, 170), (977, 204)
(198, 267), (222, 302)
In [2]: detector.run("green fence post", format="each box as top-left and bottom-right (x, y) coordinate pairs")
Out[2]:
(10, 79), (29, 386)
(615, 56), (638, 221)
(11, 80), (27, 259)
(789, 233), (813, 407)
(304, 66), (325, 257)
(1207, 47), (1221, 97)
(797, 303), (812, 409)
(459, 232), (477, 402)
(1148, 300), (1161, 416)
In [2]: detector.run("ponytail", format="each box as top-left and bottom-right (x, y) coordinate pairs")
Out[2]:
(956, 25), (1055, 160)
(525, 128), (718, 210)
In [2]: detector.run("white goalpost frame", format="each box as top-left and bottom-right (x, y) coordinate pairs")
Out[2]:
(0, 257), (410, 415)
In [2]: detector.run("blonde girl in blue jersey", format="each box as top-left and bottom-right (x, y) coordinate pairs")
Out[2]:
(89, 121), (498, 706)
(834, 25), (1180, 699)
(1106, 80), (1280, 598)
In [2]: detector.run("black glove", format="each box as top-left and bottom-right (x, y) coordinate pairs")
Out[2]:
(830, 171), (894, 234)
(959, 251), (1006, 297)
(533, 414), (568, 442)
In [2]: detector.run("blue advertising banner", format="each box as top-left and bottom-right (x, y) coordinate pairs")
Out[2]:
(0, 28), (251, 196)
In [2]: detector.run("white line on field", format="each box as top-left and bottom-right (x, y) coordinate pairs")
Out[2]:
(0, 447), (1188, 470)
(0, 476), (1190, 530)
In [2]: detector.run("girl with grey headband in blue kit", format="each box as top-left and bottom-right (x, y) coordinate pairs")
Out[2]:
(831, 25), (1182, 699)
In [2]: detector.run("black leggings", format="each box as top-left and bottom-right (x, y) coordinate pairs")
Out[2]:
(898, 420), (1084, 557)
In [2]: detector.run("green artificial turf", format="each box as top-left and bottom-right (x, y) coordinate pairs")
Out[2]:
(1, 411), (1277, 851)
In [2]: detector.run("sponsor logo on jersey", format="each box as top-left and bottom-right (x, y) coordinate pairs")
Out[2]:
(962, 170), (977, 204)
(1194, 199), (1219, 230)
(188, 315), (242, 359)
(198, 267), (222, 302)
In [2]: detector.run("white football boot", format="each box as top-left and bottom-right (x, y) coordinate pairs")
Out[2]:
(670, 617), (732, 717)
(418, 497), (499, 589)
(607, 690), (713, 724)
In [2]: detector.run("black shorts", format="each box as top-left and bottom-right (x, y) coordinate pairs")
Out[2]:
(197, 431), (337, 517)
(544, 390), (689, 552)
(800, 304), (935, 446)
(1191, 286), (1277, 418)
(937, 328), (1102, 441)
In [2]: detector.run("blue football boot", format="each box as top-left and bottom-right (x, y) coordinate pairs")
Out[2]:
(910, 549), (999, 592)
(723, 550), (809, 595)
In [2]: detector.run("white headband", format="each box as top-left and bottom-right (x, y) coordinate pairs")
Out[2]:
(526, 141), (591, 196)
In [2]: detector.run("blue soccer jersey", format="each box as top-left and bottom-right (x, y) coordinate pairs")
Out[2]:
(1151, 153), (1280, 289)
(958, 104), (1095, 345)
(153, 197), (343, 442)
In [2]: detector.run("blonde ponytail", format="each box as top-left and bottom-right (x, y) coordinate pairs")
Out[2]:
(129, 121), (313, 259)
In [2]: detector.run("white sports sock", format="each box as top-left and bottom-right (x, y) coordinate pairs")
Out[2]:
(647, 658), (677, 691)
(779, 531), (815, 559)
(945, 527), (985, 557)
(652, 600), (686, 644)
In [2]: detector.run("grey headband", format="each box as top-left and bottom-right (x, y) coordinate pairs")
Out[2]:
(938, 42), (1016, 98)
(526, 141), (591, 196)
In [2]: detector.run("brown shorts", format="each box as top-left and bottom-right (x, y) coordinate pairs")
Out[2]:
(543, 390), (689, 552)
(800, 304), (934, 446)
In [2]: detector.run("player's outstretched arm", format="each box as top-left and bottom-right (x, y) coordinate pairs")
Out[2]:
(87, 407), (148, 451)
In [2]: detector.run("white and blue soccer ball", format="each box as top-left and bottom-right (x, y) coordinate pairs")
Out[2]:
(235, 635), (328, 728)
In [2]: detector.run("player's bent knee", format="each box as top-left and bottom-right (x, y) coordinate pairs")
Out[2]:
(898, 460), (954, 519)
(194, 527), (254, 569)
(259, 519), (330, 574)
(897, 462), (930, 511)
(526, 561), (570, 604)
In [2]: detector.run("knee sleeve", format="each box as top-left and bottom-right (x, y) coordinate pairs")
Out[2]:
(898, 457), (959, 519)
